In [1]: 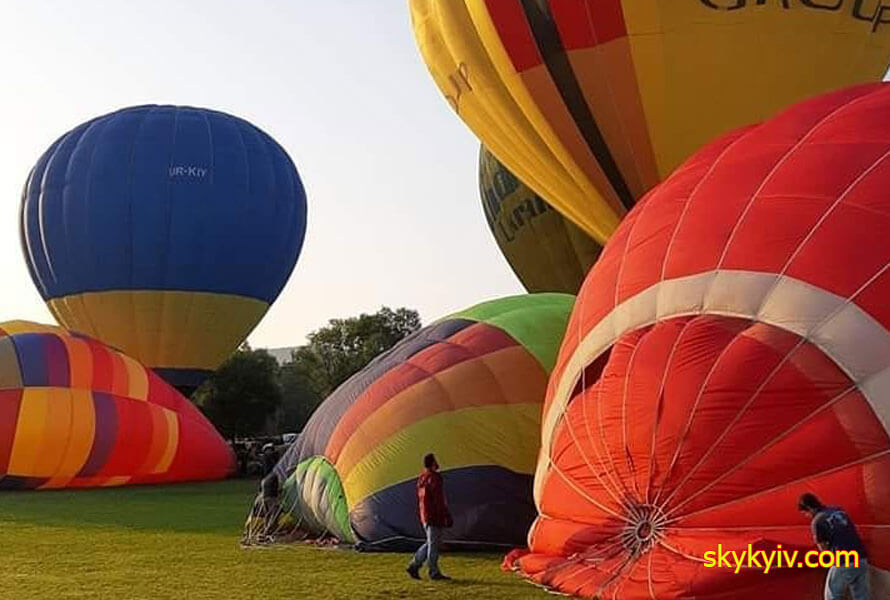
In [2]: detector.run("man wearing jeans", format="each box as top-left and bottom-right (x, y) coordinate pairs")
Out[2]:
(798, 493), (871, 600)
(407, 453), (452, 581)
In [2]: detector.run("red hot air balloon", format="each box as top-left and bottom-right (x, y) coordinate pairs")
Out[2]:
(514, 83), (890, 599)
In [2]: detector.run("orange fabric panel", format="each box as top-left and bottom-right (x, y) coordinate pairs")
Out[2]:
(61, 336), (94, 391)
(336, 345), (543, 477)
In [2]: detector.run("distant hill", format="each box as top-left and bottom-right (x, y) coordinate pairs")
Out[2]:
(265, 346), (297, 365)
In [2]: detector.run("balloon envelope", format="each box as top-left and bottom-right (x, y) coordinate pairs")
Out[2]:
(517, 84), (890, 599)
(0, 321), (233, 489)
(272, 294), (574, 550)
(411, 1), (890, 243)
(20, 105), (307, 389)
(480, 146), (601, 294)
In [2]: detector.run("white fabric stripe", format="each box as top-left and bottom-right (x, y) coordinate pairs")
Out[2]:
(535, 270), (890, 504)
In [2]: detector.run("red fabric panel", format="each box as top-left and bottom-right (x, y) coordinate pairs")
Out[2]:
(527, 83), (890, 599)
(530, 316), (889, 598)
(0, 389), (23, 473)
(100, 397), (152, 477)
(550, 0), (626, 49)
(164, 417), (234, 482)
(485, 0), (542, 72)
(88, 339), (112, 393)
(325, 322), (517, 462)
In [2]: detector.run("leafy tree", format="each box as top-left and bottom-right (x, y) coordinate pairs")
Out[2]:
(277, 307), (421, 430)
(193, 346), (282, 438)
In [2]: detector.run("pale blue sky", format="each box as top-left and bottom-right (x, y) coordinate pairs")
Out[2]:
(0, 1), (522, 348)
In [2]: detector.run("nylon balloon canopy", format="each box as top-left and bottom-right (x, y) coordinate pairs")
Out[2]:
(480, 146), (601, 294)
(0, 321), (233, 489)
(411, 0), (890, 244)
(513, 83), (890, 599)
(20, 105), (307, 391)
(268, 294), (574, 550)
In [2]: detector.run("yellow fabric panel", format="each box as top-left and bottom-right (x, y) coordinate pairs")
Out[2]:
(341, 403), (542, 508)
(410, 0), (616, 242)
(0, 321), (61, 336)
(30, 388), (73, 478)
(120, 354), (148, 401)
(101, 476), (131, 487)
(464, 0), (625, 233)
(42, 389), (95, 486)
(335, 346), (543, 474)
(153, 409), (179, 474)
(623, 0), (890, 177)
(48, 290), (269, 371)
(410, 0), (890, 245)
(7, 388), (51, 476)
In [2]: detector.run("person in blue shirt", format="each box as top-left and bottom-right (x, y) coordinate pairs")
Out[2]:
(798, 493), (870, 600)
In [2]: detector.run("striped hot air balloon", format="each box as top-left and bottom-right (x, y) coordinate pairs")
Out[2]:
(411, 1), (890, 244)
(270, 294), (574, 550)
(0, 321), (233, 490)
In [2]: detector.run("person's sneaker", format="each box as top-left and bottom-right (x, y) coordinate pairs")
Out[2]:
(430, 573), (451, 581)
(406, 565), (421, 580)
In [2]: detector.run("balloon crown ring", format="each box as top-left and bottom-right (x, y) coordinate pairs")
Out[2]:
(621, 503), (667, 557)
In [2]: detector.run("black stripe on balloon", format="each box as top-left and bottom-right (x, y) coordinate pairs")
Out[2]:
(518, 0), (634, 211)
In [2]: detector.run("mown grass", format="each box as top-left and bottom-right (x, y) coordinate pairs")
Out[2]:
(0, 479), (550, 599)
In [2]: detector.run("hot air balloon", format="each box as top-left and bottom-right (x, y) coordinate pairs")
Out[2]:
(0, 321), (233, 489)
(511, 84), (890, 599)
(411, 0), (890, 244)
(256, 294), (573, 550)
(20, 105), (307, 392)
(480, 146), (600, 294)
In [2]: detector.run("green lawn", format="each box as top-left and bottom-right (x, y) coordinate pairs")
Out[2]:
(0, 479), (550, 599)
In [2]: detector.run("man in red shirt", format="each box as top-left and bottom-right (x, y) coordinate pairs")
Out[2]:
(407, 453), (452, 580)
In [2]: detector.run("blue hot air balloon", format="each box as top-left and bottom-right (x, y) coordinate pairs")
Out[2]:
(20, 105), (307, 390)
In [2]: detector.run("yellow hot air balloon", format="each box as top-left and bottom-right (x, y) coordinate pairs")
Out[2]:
(411, 0), (890, 243)
(479, 145), (600, 293)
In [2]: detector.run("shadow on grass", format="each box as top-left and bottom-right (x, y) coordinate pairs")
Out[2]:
(0, 478), (259, 535)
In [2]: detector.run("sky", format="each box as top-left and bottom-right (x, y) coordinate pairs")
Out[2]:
(0, 1), (524, 349)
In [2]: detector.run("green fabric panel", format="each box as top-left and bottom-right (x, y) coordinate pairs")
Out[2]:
(443, 294), (574, 373)
(281, 455), (354, 544)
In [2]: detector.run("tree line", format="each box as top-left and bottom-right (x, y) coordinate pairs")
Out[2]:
(192, 307), (421, 439)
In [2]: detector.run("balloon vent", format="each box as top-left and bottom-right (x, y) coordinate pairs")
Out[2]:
(621, 504), (665, 557)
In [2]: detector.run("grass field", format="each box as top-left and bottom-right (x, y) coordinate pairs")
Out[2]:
(0, 479), (551, 599)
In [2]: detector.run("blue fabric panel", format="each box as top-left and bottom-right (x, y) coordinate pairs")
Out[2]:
(350, 465), (536, 551)
(21, 105), (307, 303)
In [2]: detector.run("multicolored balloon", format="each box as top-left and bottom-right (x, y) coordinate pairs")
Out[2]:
(20, 105), (307, 390)
(515, 84), (890, 599)
(273, 294), (573, 549)
(0, 321), (233, 489)
(480, 145), (600, 293)
(411, 1), (890, 243)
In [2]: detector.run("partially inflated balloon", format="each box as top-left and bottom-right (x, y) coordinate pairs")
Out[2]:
(480, 146), (600, 293)
(20, 105), (307, 390)
(411, 1), (890, 243)
(269, 294), (573, 550)
(0, 321), (233, 489)
(515, 84), (890, 599)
